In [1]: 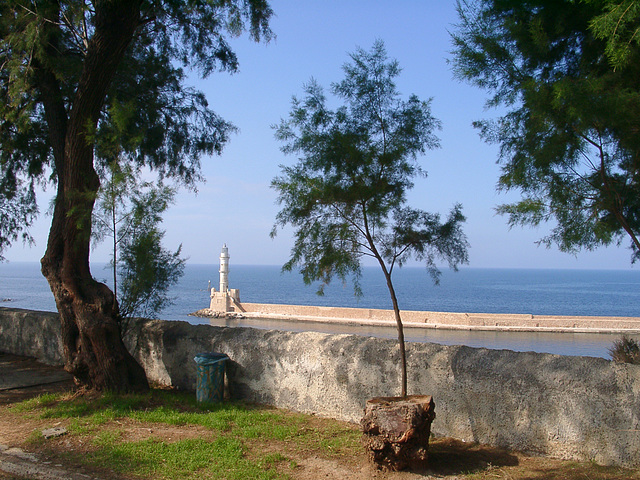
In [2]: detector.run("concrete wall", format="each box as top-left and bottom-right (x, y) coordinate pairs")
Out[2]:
(0, 308), (64, 364)
(1, 307), (639, 468)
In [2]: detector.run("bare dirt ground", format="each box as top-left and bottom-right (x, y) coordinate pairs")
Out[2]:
(0, 354), (638, 480)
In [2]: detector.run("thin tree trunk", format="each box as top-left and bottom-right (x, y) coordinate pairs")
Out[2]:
(112, 192), (118, 301)
(362, 205), (408, 397)
(39, 0), (148, 392)
(380, 265), (408, 398)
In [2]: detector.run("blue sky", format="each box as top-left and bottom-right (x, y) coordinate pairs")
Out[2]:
(4, 0), (636, 269)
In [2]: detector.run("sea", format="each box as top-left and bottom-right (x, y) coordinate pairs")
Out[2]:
(2, 262), (640, 359)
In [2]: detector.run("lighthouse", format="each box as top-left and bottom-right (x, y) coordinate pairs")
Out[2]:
(219, 244), (229, 293)
(209, 244), (241, 313)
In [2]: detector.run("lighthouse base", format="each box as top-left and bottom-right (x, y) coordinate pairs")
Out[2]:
(209, 289), (241, 313)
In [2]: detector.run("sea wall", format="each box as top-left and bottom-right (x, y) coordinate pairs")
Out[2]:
(236, 303), (640, 333)
(1, 306), (639, 468)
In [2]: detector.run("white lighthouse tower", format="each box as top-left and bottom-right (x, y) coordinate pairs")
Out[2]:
(219, 243), (229, 293)
(209, 244), (241, 313)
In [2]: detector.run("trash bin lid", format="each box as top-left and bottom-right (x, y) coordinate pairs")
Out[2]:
(194, 352), (229, 365)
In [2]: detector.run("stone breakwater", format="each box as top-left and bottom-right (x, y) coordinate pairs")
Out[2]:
(193, 303), (640, 334)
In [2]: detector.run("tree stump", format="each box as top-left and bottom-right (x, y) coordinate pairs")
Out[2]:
(361, 395), (435, 471)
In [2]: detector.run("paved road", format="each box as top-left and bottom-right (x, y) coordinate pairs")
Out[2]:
(0, 353), (73, 406)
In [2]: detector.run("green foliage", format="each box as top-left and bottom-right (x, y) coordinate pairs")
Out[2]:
(0, 0), (273, 257)
(272, 41), (469, 396)
(588, 0), (640, 70)
(0, 181), (37, 261)
(92, 161), (185, 325)
(117, 227), (185, 321)
(273, 40), (467, 292)
(117, 220), (185, 321)
(92, 162), (139, 257)
(451, 0), (640, 262)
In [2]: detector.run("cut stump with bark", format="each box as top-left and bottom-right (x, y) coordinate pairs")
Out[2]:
(361, 395), (436, 471)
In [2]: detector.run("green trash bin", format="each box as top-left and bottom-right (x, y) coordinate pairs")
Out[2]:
(194, 352), (228, 403)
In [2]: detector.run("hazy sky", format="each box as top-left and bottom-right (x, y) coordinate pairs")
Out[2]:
(4, 1), (637, 269)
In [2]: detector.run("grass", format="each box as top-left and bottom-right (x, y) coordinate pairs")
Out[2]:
(90, 437), (280, 480)
(28, 390), (359, 450)
(8, 389), (640, 480)
(15, 389), (360, 479)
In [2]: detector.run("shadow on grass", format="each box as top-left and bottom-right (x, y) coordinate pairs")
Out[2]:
(420, 437), (519, 476)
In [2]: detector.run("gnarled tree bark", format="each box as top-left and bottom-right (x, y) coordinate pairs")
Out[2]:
(38, 0), (148, 392)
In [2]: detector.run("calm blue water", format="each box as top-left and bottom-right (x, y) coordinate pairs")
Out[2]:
(1, 262), (639, 358)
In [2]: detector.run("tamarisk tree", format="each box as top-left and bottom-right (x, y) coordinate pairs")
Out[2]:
(272, 41), (469, 397)
(451, 0), (640, 261)
(92, 162), (185, 331)
(0, 0), (272, 392)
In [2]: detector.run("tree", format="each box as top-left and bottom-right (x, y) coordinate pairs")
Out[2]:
(92, 161), (185, 331)
(0, 0), (273, 392)
(272, 41), (469, 397)
(451, 0), (640, 262)
(116, 218), (186, 329)
(92, 162), (139, 303)
(588, 0), (640, 70)
(0, 186), (37, 262)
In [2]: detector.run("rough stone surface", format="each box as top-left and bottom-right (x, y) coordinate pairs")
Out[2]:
(0, 308), (64, 365)
(42, 427), (67, 439)
(1, 307), (640, 468)
(0, 446), (99, 480)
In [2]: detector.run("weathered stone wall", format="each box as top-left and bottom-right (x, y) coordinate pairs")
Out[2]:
(1, 307), (639, 468)
(0, 308), (64, 365)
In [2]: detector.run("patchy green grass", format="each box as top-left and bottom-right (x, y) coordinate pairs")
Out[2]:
(14, 389), (360, 479)
(9, 390), (640, 480)
(90, 437), (283, 480)
(25, 390), (353, 448)
(30, 391), (325, 443)
(11, 392), (61, 412)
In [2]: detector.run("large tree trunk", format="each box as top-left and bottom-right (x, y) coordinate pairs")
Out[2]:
(41, 152), (148, 392)
(39, 0), (148, 392)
